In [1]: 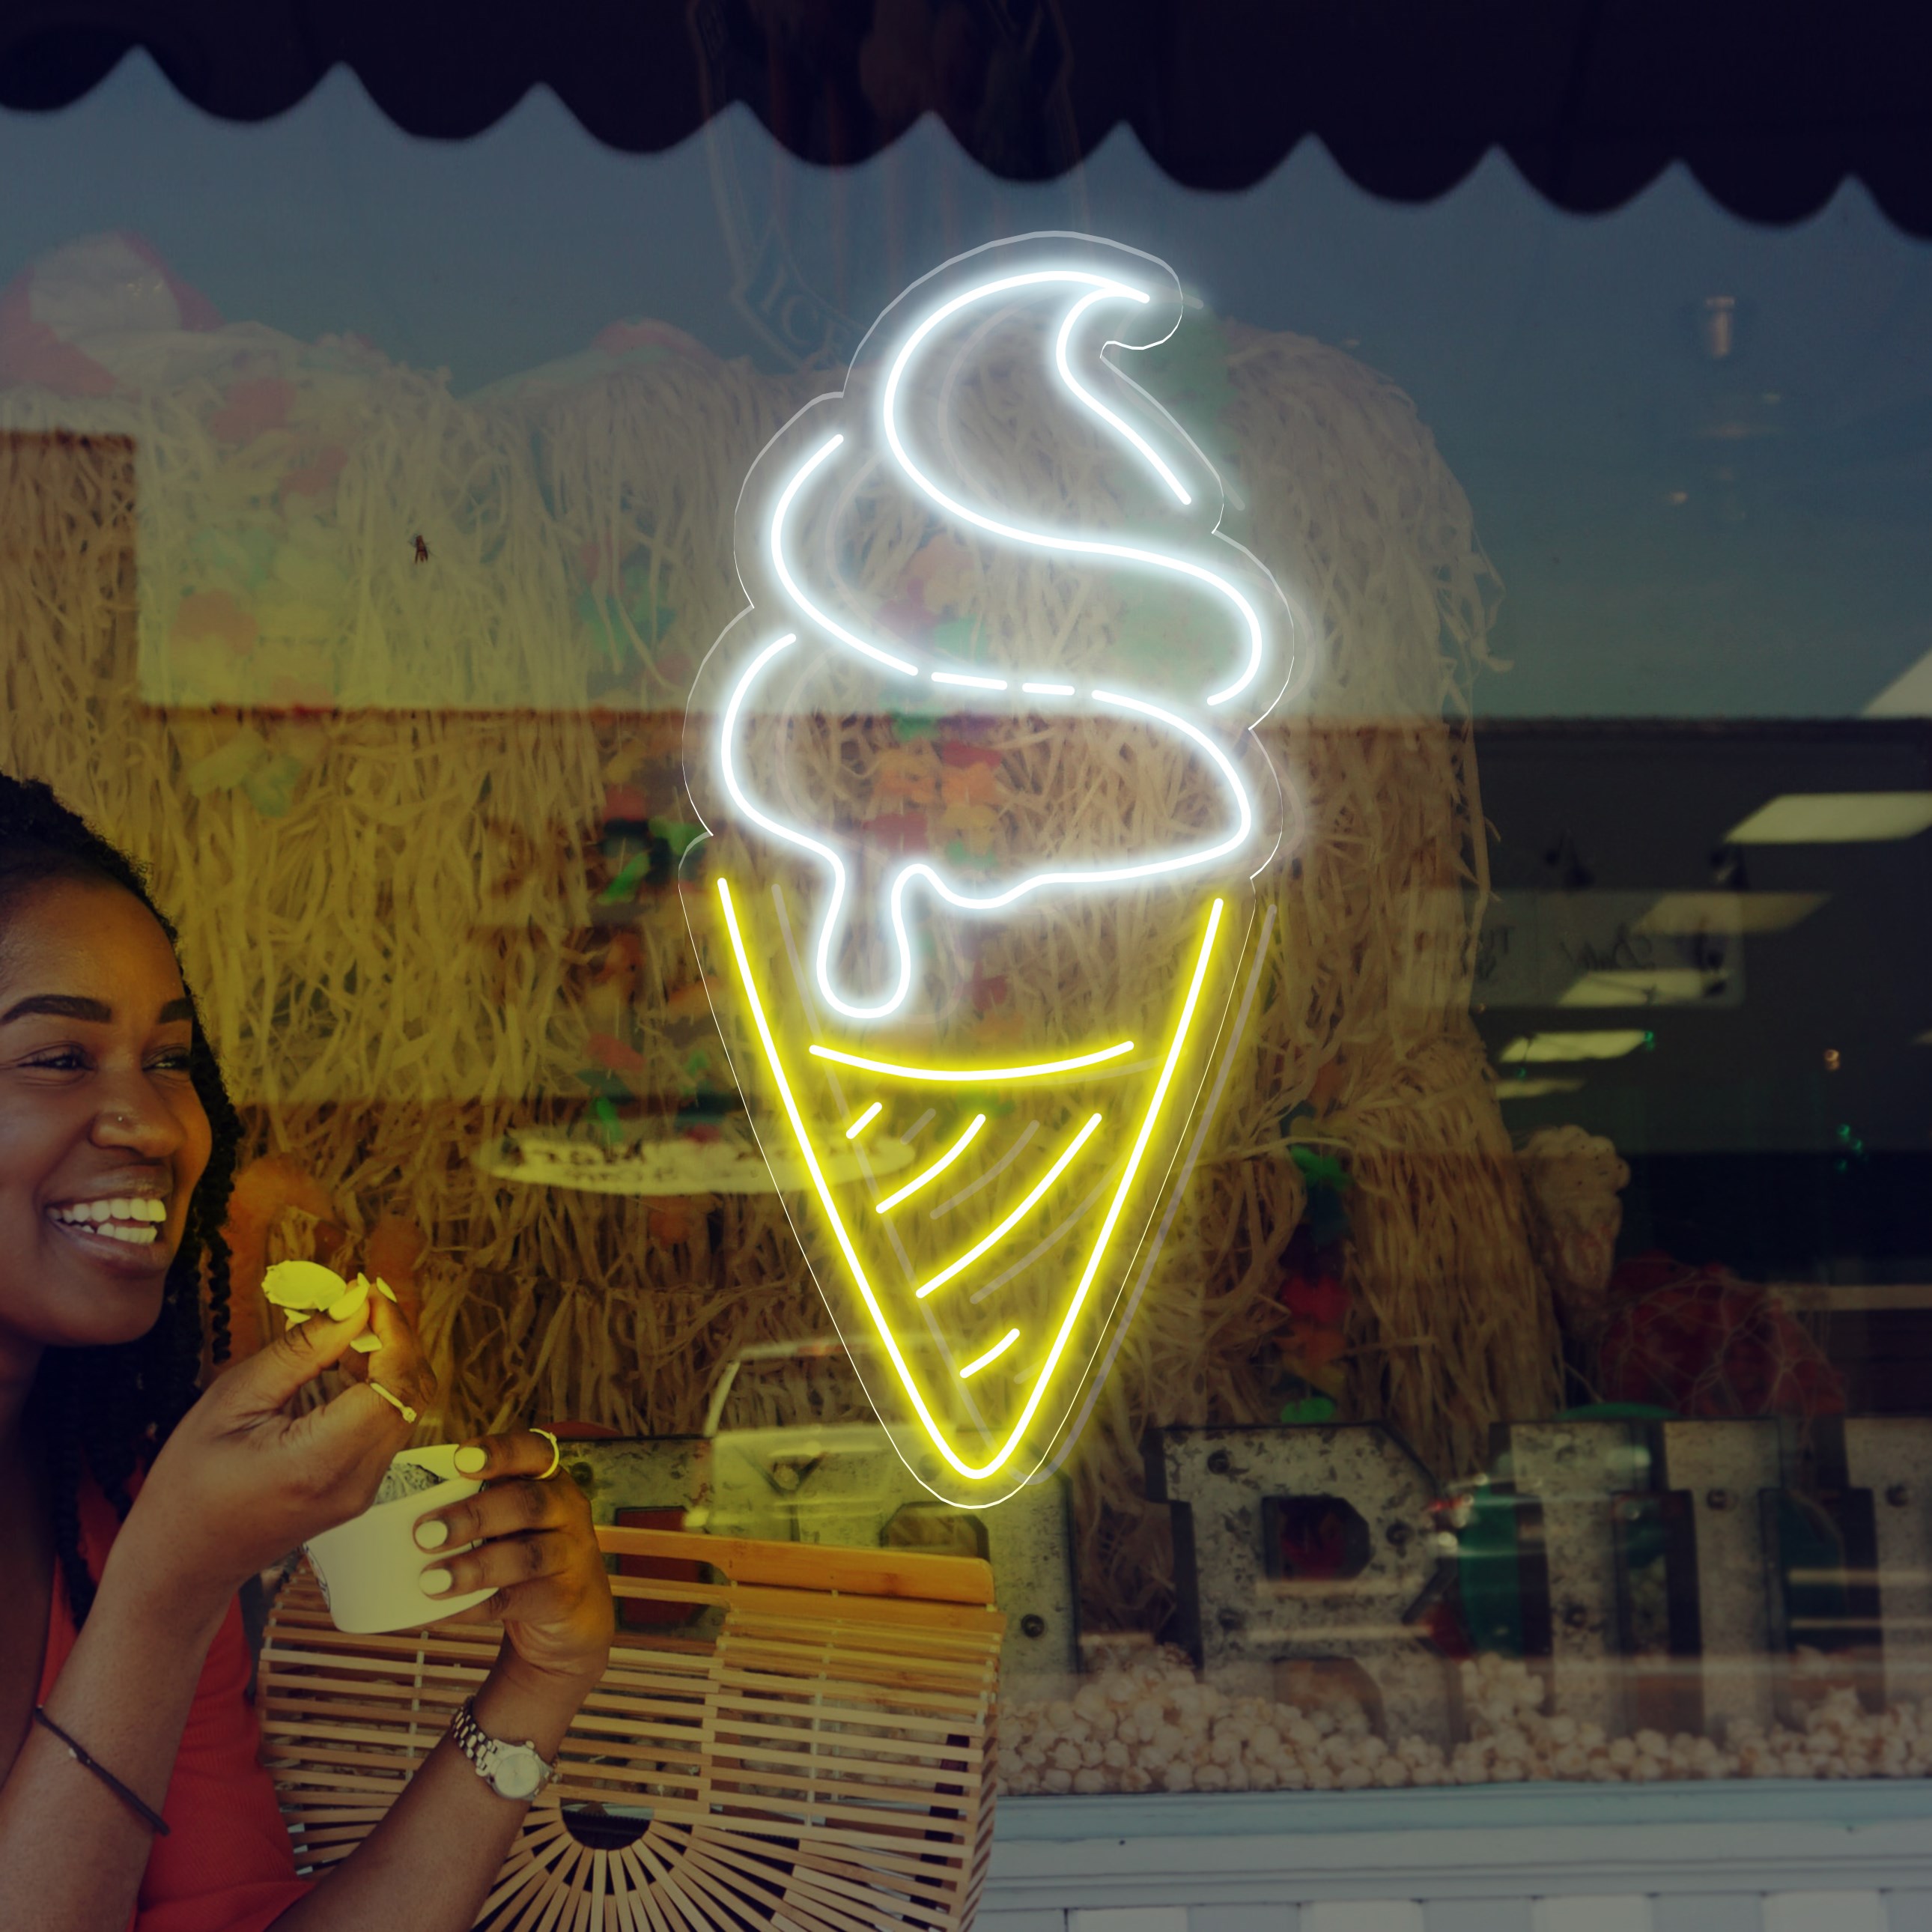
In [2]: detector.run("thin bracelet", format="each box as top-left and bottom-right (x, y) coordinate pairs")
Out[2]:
(31, 1707), (171, 1836)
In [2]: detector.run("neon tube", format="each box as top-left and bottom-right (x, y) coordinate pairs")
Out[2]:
(770, 434), (919, 678)
(959, 1329), (1021, 1379)
(1054, 288), (1191, 505)
(1045, 902), (1273, 1471)
(874, 1113), (986, 1215)
(914, 1114), (1104, 1300)
(872, 684), (1252, 909)
(1011, 897), (1226, 1448)
(808, 1040), (1134, 1081)
(717, 875), (1225, 1484)
(716, 245), (1281, 1022)
(717, 631), (914, 1021)
(930, 1117), (1040, 1217)
(717, 875), (970, 1470)
(879, 268), (1266, 706)
(730, 438), (1260, 1020)
(967, 1175), (1110, 1304)
(844, 1101), (884, 1140)
(721, 643), (1251, 1019)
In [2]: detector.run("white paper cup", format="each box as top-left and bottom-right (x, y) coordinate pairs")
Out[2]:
(303, 1445), (496, 1633)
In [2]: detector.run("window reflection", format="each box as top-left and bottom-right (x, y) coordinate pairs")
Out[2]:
(0, 60), (1928, 1796)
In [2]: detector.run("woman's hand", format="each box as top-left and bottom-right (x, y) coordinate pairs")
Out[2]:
(410, 1432), (615, 1694)
(106, 1291), (438, 1623)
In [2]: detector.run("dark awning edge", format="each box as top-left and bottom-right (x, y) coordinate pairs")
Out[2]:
(3, 2), (1931, 238)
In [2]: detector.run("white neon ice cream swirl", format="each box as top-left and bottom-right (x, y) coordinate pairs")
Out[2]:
(880, 269), (1268, 708)
(711, 238), (1291, 1024)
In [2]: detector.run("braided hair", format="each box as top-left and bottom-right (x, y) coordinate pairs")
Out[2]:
(0, 774), (241, 1624)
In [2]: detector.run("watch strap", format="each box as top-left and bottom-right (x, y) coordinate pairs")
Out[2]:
(449, 1696), (559, 1799)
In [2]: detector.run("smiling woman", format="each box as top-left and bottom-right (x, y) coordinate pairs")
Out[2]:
(0, 771), (614, 1932)
(0, 774), (241, 1624)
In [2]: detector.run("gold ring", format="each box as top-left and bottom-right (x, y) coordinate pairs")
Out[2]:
(532, 1427), (562, 1480)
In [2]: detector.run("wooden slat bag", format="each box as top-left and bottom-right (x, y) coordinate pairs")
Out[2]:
(260, 1526), (1004, 1932)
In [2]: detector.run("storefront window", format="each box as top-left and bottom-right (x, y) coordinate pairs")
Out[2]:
(4, 54), (1929, 1802)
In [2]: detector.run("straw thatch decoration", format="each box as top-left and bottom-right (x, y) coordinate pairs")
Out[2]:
(0, 310), (1555, 1631)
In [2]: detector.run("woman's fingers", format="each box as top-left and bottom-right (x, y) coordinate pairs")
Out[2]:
(418, 1527), (580, 1611)
(231, 1294), (375, 1414)
(407, 1424), (613, 1680)
(219, 1295), (406, 1494)
(219, 1272), (433, 1450)
(352, 1287), (439, 1418)
(449, 1429), (564, 1484)
(437, 1573), (590, 1632)
(413, 1476), (574, 1554)
(286, 1380), (413, 1502)
(288, 1287), (439, 1493)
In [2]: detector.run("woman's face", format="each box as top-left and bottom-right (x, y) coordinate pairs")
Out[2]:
(0, 878), (213, 1354)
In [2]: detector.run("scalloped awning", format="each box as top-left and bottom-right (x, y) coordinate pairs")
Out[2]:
(1, 1), (1929, 235)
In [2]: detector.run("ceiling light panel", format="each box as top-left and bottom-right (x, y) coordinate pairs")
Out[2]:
(1724, 792), (1932, 844)
(1634, 892), (1827, 935)
(1558, 969), (1723, 1008)
(1498, 1030), (1651, 1064)
(1497, 1078), (1586, 1100)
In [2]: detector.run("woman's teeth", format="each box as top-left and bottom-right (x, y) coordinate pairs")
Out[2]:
(51, 1197), (167, 1245)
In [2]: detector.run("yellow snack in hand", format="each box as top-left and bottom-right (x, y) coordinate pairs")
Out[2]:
(263, 1262), (413, 1418)
(262, 1259), (355, 1328)
(261, 1260), (380, 1330)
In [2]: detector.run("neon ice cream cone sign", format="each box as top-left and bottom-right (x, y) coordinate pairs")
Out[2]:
(685, 234), (1301, 1505)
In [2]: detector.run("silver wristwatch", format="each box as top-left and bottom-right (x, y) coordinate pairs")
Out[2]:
(449, 1697), (559, 1802)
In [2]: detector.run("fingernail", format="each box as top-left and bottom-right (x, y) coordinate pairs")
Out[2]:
(420, 1567), (452, 1596)
(454, 1446), (487, 1474)
(326, 1281), (368, 1322)
(414, 1518), (449, 1550)
(375, 1277), (399, 1304)
(350, 1333), (381, 1354)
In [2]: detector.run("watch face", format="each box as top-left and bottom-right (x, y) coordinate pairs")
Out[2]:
(490, 1749), (547, 1801)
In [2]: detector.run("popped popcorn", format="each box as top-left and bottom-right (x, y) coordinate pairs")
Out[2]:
(995, 1644), (1932, 1797)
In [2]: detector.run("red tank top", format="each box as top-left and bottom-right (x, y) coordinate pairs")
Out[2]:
(38, 1481), (312, 1932)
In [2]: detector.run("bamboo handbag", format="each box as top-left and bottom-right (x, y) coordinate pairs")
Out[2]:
(258, 1525), (1006, 1932)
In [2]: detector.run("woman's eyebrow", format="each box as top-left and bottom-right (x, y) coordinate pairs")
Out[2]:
(0, 993), (112, 1025)
(0, 994), (193, 1026)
